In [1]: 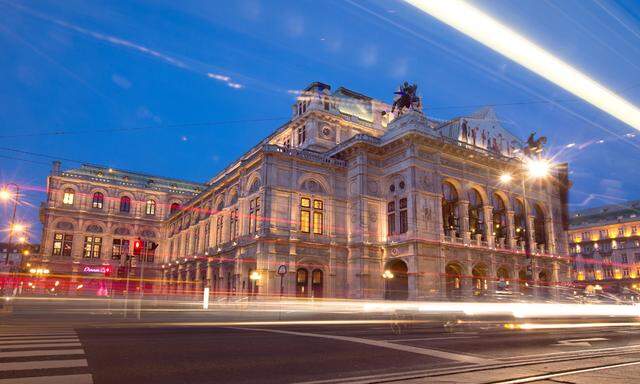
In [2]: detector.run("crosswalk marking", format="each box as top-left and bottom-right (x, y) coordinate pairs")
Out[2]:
(0, 329), (93, 383)
(0, 374), (93, 383)
(0, 343), (81, 349)
(0, 339), (78, 345)
(0, 349), (85, 358)
(0, 359), (88, 372)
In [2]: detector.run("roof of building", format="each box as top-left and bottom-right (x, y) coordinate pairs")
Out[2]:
(57, 163), (205, 196)
(570, 200), (640, 229)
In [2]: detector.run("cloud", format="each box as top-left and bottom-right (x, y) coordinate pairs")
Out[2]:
(360, 45), (378, 67)
(207, 73), (230, 82)
(136, 106), (162, 124)
(111, 74), (131, 89)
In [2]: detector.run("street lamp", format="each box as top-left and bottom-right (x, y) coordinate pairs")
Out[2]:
(499, 156), (553, 296)
(249, 271), (261, 296)
(382, 269), (394, 299)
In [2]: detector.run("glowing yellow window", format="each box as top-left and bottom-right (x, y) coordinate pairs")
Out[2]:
(300, 210), (310, 233)
(313, 211), (323, 234)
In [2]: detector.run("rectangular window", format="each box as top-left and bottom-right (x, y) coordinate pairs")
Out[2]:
(229, 209), (239, 240)
(300, 210), (310, 233)
(297, 125), (306, 145)
(216, 216), (224, 245)
(112, 239), (129, 260)
(52, 233), (73, 257)
(144, 241), (156, 263)
(203, 223), (210, 252)
(248, 197), (261, 234)
(399, 198), (408, 234)
(387, 201), (396, 235)
(192, 229), (199, 255)
(63, 191), (74, 205)
(83, 236), (102, 259)
(313, 211), (323, 235)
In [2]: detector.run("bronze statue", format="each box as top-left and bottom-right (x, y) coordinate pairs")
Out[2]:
(388, 82), (420, 116)
(524, 132), (547, 157)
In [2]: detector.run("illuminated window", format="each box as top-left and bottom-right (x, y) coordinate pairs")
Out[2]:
(52, 233), (73, 257)
(514, 199), (526, 243)
(62, 189), (74, 205)
(112, 239), (129, 260)
(313, 200), (323, 235)
(300, 198), (311, 233)
(119, 196), (131, 212)
(83, 236), (102, 258)
(92, 192), (104, 209)
(619, 227), (625, 236)
(248, 197), (261, 234)
(145, 200), (156, 215)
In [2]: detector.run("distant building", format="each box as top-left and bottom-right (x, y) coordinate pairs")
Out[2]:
(36, 82), (571, 299)
(0, 242), (40, 271)
(569, 201), (640, 297)
(36, 163), (204, 295)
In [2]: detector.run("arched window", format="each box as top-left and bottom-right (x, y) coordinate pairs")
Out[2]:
(92, 192), (104, 209)
(170, 202), (181, 215)
(62, 188), (75, 205)
(468, 189), (485, 239)
(442, 182), (459, 236)
(514, 199), (527, 243)
(145, 200), (156, 215)
(492, 194), (507, 240)
(119, 196), (131, 212)
(296, 268), (309, 297)
(534, 205), (547, 249)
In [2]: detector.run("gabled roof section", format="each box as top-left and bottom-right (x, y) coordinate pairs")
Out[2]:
(570, 200), (640, 228)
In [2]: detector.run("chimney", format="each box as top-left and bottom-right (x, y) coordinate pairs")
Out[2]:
(51, 161), (61, 176)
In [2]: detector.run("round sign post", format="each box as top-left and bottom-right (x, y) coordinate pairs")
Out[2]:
(277, 265), (287, 297)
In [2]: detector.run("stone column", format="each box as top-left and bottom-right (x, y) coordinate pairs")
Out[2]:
(461, 261), (473, 298)
(195, 262), (202, 297)
(506, 210), (515, 249)
(459, 201), (470, 241)
(176, 266), (183, 296)
(483, 206), (494, 247)
(552, 261), (560, 299)
(206, 262), (213, 289)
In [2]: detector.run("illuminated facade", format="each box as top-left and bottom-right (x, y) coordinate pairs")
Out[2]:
(36, 163), (204, 294)
(161, 82), (571, 300)
(569, 202), (640, 295)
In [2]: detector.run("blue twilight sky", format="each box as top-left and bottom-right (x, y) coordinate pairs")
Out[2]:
(1, 0), (640, 242)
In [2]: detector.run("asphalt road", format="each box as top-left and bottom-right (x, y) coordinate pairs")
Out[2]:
(2, 300), (640, 383)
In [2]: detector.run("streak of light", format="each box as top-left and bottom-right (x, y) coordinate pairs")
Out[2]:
(404, 0), (640, 129)
(513, 322), (640, 330)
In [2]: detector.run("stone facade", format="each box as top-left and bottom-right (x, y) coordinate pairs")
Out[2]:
(160, 82), (571, 300)
(36, 162), (204, 294)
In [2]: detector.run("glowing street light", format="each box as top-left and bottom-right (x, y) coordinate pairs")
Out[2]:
(11, 223), (25, 233)
(524, 158), (551, 179)
(499, 173), (513, 184)
(249, 271), (262, 281)
(382, 270), (395, 279)
(0, 189), (12, 201)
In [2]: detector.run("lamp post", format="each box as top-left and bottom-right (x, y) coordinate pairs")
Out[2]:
(382, 269), (394, 300)
(500, 157), (551, 297)
(1, 184), (20, 266)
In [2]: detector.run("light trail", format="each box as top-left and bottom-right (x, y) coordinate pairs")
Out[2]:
(404, 0), (640, 130)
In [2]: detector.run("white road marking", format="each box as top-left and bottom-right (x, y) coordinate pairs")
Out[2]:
(231, 327), (493, 364)
(553, 337), (609, 347)
(0, 349), (85, 358)
(0, 342), (82, 349)
(387, 336), (479, 342)
(0, 359), (88, 372)
(502, 343), (640, 360)
(494, 360), (640, 384)
(0, 374), (93, 384)
(0, 338), (78, 345)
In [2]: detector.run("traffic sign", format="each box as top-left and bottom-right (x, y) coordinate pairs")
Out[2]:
(277, 265), (287, 276)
